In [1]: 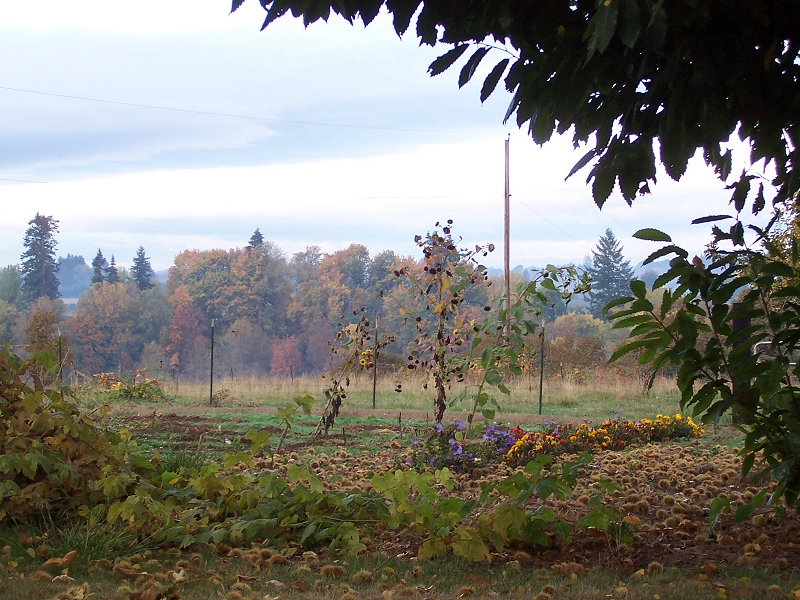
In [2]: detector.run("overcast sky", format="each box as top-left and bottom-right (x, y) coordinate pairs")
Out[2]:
(0, 0), (756, 272)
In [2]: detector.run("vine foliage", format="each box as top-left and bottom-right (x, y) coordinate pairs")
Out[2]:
(609, 216), (800, 509)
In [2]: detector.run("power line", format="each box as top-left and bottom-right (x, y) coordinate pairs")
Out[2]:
(511, 196), (595, 256)
(0, 84), (479, 135)
(357, 195), (458, 199)
(564, 179), (638, 238)
(0, 177), (48, 184)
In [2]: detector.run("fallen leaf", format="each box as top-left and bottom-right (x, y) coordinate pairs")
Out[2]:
(51, 574), (76, 584)
(293, 581), (308, 592)
(170, 568), (187, 583)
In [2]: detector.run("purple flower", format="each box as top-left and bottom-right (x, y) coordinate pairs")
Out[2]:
(448, 438), (463, 455)
(454, 419), (466, 430)
(412, 437), (419, 445)
(429, 458), (437, 468)
(435, 423), (445, 433)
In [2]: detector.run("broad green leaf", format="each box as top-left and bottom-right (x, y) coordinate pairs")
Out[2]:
(458, 47), (490, 88)
(633, 228), (672, 242)
(480, 59), (510, 103)
(691, 214), (733, 224)
(418, 537), (446, 559)
(618, 0), (640, 47)
(428, 45), (468, 76)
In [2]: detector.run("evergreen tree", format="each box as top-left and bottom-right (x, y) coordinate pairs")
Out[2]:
(20, 213), (60, 302)
(106, 255), (120, 284)
(586, 229), (634, 319)
(131, 246), (155, 291)
(91, 249), (107, 284)
(248, 228), (264, 250)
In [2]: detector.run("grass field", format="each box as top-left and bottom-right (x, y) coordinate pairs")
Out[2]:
(6, 374), (780, 600)
(140, 372), (684, 422)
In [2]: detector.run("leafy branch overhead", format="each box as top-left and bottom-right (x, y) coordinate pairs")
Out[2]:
(237, 0), (800, 211)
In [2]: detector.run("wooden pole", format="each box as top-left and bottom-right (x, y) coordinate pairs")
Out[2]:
(209, 318), (215, 407)
(504, 136), (511, 334)
(538, 327), (545, 415)
(372, 316), (379, 409)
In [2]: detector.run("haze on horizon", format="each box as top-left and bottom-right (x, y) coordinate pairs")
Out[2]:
(0, 0), (750, 273)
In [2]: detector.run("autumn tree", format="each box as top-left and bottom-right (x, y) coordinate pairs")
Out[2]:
(217, 318), (272, 377)
(0, 265), (25, 311)
(69, 281), (171, 373)
(167, 245), (291, 334)
(57, 254), (92, 298)
(270, 337), (301, 378)
(131, 246), (155, 291)
(20, 213), (60, 302)
(163, 286), (207, 375)
(0, 301), (20, 344)
(23, 297), (69, 381)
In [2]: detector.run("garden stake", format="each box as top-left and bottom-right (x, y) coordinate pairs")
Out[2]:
(539, 327), (545, 415)
(209, 318), (215, 407)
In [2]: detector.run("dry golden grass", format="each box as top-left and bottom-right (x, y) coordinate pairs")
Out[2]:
(157, 372), (681, 421)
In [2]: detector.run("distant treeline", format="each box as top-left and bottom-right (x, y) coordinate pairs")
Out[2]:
(1, 230), (648, 381)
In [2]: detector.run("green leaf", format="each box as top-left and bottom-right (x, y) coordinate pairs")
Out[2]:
(452, 526), (491, 562)
(300, 522), (317, 544)
(629, 279), (647, 299)
(458, 47), (490, 88)
(633, 228), (672, 242)
(618, 0), (640, 47)
(691, 214), (733, 224)
(587, 0), (619, 60)
(418, 537), (446, 559)
(428, 45), (469, 76)
(480, 59), (510, 103)
(566, 148), (597, 180)
(609, 339), (655, 363)
(708, 497), (731, 533)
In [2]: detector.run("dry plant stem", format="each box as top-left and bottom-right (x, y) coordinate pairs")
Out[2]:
(275, 423), (290, 455)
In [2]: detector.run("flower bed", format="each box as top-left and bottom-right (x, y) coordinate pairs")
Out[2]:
(506, 414), (704, 467)
(409, 414), (704, 472)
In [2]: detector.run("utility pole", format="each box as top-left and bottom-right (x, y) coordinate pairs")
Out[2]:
(504, 135), (511, 334)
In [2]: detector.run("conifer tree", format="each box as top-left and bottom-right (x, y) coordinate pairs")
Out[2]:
(20, 213), (60, 302)
(586, 229), (634, 319)
(248, 228), (264, 250)
(131, 246), (155, 291)
(106, 255), (120, 285)
(91, 249), (107, 284)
